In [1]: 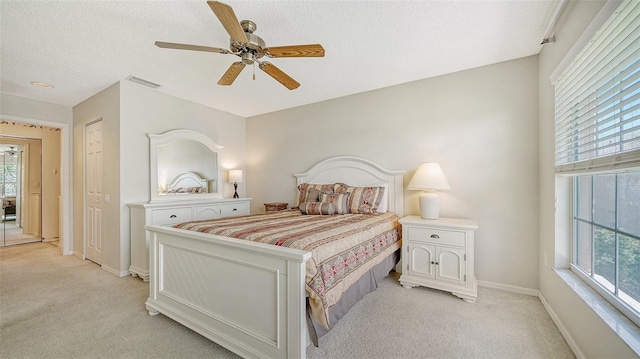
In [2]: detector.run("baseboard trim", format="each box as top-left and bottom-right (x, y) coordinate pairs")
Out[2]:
(72, 250), (84, 259)
(538, 292), (585, 359)
(477, 280), (539, 297)
(101, 264), (131, 278)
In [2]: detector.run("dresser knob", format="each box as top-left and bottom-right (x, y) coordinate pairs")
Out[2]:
(430, 234), (439, 239)
(232, 208), (237, 211)
(170, 214), (177, 218)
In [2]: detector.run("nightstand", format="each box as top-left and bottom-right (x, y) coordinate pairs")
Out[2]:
(399, 216), (479, 302)
(264, 202), (288, 212)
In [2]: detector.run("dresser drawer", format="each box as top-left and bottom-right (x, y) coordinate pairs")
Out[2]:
(406, 226), (466, 247)
(193, 205), (221, 220)
(221, 202), (248, 217)
(151, 207), (193, 225)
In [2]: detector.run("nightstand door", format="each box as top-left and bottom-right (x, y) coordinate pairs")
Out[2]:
(436, 246), (466, 284)
(407, 243), (436, 279)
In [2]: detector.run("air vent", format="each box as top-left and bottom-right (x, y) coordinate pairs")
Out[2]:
(126, 76), (161, 89)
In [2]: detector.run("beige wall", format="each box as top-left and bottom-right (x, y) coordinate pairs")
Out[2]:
(72, 80), (246, 275)
(247, 55), (540, 289)
(538, 1), (637, 357)
(118, 80), (246, 273)
(1, 94), (73, 125)
(73, 82), (121, 274)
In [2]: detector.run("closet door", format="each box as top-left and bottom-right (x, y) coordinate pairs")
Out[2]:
(85, 121), (103, 264)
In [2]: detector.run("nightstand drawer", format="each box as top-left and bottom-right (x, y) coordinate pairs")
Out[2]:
(407, 227), (466, 247)
(152, 208), (192, 225)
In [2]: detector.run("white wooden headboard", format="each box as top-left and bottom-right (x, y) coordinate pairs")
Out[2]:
(165, 171), (208, 193)
(294, 156), (405, 217)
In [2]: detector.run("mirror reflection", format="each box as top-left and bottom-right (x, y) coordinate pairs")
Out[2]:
(157, 139), (217, 195)
(149, 129), (223, 202)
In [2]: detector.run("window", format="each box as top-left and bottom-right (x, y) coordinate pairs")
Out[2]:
(554, 0), (640, 326)
(0, 163), (17, 197)
(574, 172), (640, 322)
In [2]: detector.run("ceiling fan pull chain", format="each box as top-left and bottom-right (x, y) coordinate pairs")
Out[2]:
(253, 62), (256, 80)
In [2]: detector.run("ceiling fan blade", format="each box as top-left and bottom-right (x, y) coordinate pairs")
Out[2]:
(265, 44), (325, 58)
(207, 1), (248, 44)
(259, 62), (300, 90)
(218, 62), (246, 86)
(155, 41), (230, 54)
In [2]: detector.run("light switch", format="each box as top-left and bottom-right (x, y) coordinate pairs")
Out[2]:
(104, 194), (110, 204)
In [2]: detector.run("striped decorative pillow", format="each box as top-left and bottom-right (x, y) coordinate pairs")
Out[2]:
(298, 202), (336, 215)
(334, 184), (385, 214)
(319, 192), (350, 214)
(297, 183), (335, 206)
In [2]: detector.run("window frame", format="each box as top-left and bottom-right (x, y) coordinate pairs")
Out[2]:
(570, 171), (640, 328)
(552, 0), (640, 327)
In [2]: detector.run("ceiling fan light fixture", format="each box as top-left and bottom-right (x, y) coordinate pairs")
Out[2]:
(241, 52), (255, 65)
(6, 146), (18, 157)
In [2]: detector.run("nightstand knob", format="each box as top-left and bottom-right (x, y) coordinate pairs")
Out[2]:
(431, 261), (435, 264)
(430, 234), (439, 239)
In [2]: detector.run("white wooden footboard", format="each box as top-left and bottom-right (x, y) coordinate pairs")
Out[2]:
(145, 225), (312, 359)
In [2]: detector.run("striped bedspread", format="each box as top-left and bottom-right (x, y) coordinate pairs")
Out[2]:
(173, 209), (401, 328)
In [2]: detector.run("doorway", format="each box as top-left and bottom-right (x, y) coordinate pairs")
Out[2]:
(1, 136), (42, 247)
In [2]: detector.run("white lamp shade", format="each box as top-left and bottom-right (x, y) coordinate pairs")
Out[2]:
(228, 170), (243, 183)
(407, 163), (451, 191)
(408, 163), (450, 220)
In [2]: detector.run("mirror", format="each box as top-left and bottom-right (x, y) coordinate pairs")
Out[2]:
(149, 129), (223, 202)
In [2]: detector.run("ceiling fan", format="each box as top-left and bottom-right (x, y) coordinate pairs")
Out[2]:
(155, 1), (325, 90)
(4, 146), (17, 157)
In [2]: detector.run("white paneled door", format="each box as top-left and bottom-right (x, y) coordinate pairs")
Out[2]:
(85, 120), (103, 264)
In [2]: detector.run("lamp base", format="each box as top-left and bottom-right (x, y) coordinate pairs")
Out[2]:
(418, 191), (440, 220)
(233, 182), (239, 199)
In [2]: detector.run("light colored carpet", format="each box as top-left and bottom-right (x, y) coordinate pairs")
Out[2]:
(0, 242), (574, 359)
(0, 222), (39, 247)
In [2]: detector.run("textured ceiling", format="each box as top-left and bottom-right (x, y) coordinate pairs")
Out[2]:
(1, 1), (562, 118)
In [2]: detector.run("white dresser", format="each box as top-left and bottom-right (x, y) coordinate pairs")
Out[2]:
(399, 216), (478, 302)
(128, 198), (251, 281)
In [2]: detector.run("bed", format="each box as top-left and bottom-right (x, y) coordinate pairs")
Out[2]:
(144, 156), (405, 359)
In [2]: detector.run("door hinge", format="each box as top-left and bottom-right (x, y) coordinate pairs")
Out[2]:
(464, 274), (467, 282)
(464, 254), (467, 261)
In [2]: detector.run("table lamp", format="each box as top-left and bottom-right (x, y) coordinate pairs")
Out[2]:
(407, 163), (450, 219)
(228, 170), (243, 198)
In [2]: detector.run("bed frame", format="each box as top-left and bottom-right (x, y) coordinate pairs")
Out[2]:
(144, 156), (405, 359)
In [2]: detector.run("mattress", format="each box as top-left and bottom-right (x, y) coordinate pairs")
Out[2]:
(174, 209), (402, 329)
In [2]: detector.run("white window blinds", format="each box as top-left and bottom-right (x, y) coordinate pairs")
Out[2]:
(555, 0), (640, 174)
